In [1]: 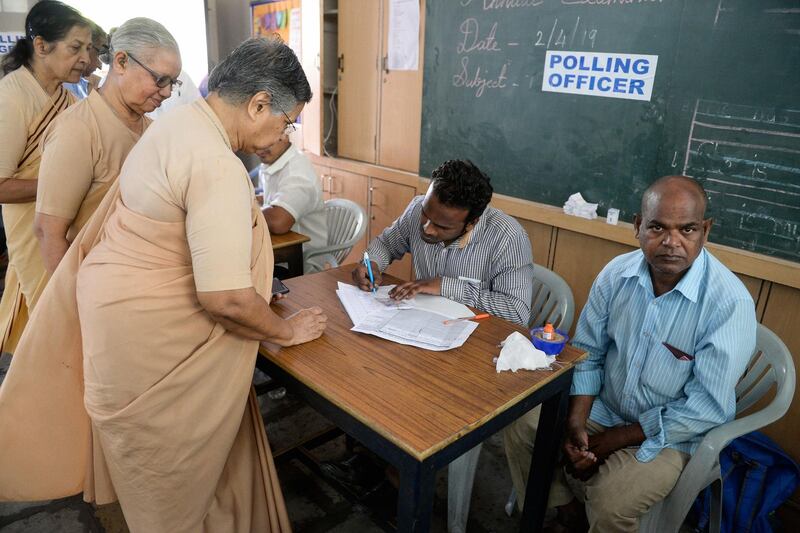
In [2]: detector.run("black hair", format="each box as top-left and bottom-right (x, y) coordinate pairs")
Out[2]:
(2, 0), (89, 75)
(431, 160), (494, 222)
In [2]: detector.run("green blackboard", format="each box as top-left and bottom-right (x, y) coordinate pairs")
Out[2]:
(420, 0), (800, 262)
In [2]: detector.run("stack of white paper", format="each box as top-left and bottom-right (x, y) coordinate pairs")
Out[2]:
(563, 192), (598, 220)
(336, 283), (478, 351)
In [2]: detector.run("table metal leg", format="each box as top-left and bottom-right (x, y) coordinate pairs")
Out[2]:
(519, 371), (572, 532)
(396, 459), (436, 533)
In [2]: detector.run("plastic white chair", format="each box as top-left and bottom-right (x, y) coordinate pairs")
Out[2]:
(528, 264), (576, 333)
(303, 198), (366, 272)
(447, 264), (576, 533)
(502, 324), (797, 526)
(638, 324), (796, 532)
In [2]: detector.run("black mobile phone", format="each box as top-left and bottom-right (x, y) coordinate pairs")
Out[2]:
(272, 277), (290, 296)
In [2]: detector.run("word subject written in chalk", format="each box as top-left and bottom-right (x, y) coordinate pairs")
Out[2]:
(542, 51), (658, 102)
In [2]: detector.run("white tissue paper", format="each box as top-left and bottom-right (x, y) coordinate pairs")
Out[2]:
(495, 332), (556, 373)
(563, 192), (598, 220)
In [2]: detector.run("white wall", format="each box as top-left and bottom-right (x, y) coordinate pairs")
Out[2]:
(208, 0), (251, 65)
(64, 0), (210, 85)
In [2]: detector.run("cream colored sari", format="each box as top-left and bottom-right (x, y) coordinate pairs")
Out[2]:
(0, 180), (290, 532)
(0, 82), (73, 353)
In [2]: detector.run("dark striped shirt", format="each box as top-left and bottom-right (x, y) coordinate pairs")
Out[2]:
(367, 196), (534, 326)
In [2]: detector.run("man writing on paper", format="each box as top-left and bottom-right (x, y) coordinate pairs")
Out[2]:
(352, 159), (534, 326)
(504, 176), (756, 532)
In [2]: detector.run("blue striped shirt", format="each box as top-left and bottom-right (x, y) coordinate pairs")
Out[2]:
(366, 196), (534, 326)
(571, 248), (756, 462)
(64, 78), (90, 100)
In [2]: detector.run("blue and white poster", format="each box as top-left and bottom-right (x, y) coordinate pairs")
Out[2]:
(543, 51), (658, 102)
(0, 32), (25, 56)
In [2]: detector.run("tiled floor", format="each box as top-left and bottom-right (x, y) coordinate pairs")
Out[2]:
(0, 363), (522, 532)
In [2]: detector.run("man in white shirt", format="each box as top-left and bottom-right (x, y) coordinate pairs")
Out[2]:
(256, 134), (329, 273)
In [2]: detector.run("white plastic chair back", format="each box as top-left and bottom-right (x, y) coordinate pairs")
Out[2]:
(303, 198), (366, 268)
(450, 264), (576, 532)
(529, 265), (575, 331)
(639, 324), (796, 533)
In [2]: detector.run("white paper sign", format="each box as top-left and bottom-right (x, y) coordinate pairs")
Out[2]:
(0, 32), (25, 55)
(2, 0), (28, 13)
(388, 0), (419, 71)
(289, 8), (301, 58)
(542, 51), (658, 102)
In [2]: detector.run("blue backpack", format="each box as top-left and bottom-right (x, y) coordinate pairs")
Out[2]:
(692, 431), (800, 532)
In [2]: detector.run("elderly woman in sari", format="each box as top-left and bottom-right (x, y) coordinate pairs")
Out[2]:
(63, 20), (107, 99)
(35, 17), (181, 275)
(0, 38), (326, 532)
(0, 0), (90, 353)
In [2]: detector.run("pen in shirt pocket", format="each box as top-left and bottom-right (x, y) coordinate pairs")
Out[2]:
(662, 342), (695, 361)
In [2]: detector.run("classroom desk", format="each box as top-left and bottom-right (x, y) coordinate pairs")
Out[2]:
(258, 266), (587, 532)
(270, 230), (310, 278)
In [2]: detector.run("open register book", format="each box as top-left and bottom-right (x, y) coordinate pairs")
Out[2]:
(336, 283), (479, 351)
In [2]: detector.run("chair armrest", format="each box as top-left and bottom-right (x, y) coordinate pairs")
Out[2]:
(697, 393), (792, 458)
(651, 398), (791, 530)
(304, 243), (353, 262)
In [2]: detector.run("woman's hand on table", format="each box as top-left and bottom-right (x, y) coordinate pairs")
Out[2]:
(277, 306), (327, 346)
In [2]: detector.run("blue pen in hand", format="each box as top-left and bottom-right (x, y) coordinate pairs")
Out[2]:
(363, 251), (376, 294)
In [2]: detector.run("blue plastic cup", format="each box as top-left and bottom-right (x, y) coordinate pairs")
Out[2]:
(529, 327), (569, 356)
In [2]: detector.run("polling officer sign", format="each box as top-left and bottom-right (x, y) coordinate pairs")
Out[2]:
(0, 32), (25, 55)
(542, 51), (658, 102)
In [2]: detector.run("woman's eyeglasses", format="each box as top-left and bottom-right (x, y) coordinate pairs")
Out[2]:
(127, 52), (183, 90)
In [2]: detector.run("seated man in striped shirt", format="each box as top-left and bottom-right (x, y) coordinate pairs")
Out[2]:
(504, 175), (756, 532)
(352, 159), (534, 326)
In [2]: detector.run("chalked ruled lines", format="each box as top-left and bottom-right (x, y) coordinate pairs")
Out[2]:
(683, 99), (800, 256)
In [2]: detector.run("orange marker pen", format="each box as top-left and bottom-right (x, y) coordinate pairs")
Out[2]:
(442, 313), (490, 325)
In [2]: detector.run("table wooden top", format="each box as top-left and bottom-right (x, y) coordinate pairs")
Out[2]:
(270, 230), (310, 250)
(259, 266), (587, 461)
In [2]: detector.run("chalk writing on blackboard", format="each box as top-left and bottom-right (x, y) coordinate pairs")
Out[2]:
(684, 99), (800, 256)
(451, 14), (600, 98)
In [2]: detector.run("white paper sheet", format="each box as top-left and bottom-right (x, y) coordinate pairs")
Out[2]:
(289, 8), (302, 57)
(336, 283), (478, 351)
(413, 293), (474, 319)
(378, 309), (474, 348)
(1, 0), (27, 13)
(388, 0), (419, 71)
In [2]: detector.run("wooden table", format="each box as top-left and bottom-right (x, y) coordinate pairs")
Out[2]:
(259, 266), (587, 532)
(270, 230), (310, 278)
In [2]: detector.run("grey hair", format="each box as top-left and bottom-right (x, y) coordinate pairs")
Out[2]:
(104, 17), (179, 63)
(208, 37), (312, 113)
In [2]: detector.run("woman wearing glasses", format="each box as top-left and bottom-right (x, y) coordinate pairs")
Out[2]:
(0, 38), (325, 532)
(0, 0), (90, 354)
(35, 18), (180, 278)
